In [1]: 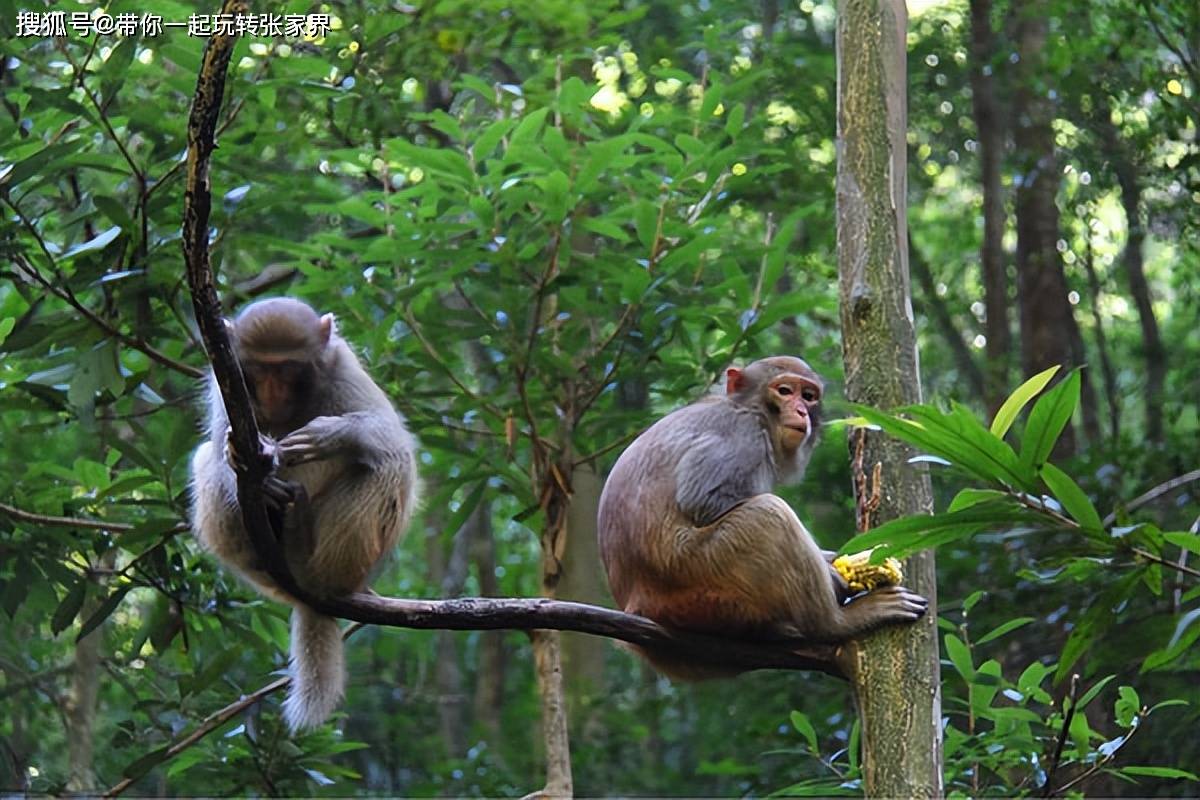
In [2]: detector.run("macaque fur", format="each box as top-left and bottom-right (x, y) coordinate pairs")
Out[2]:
(190, 298), (418, 731)
(597, 356), (927, 678)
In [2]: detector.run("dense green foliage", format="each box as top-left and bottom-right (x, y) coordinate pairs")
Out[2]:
(1, 0), (1197, 796)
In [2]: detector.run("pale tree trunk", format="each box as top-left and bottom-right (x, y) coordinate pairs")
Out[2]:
(64, 551), (115, 793)
(526, 452), (574, 799)
(428, 505), (481, 757)
(968, 0), (1011, 412)
(469, 500), (506, 739)
(559, 464), (608, 723)
(835, 1), (943, 797)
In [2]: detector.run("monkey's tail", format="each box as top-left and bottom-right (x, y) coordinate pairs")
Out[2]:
(282, 606), (345, 733)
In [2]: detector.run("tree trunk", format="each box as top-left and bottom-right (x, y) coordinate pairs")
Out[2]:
(470, 500), (507, 740)
(1095, 130), (1167, 444)
(968, 0), (1012, 412)
(835, 1), (942, 797)
(1011, 0), (1082, 452)
(528, 453), (574, 799)
(559, 464), (609, 721)
(1081, 235), (1121, 444)
(529, 629), (572, 799)
(430, 505), (480, 758)
(64, 553), (115, 793)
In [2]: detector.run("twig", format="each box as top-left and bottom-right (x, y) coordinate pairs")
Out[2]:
(402, 307), (506, 421)
(1042, 673), (1079, 797)
(1050, 709), (1144, 796)
(1130, 547), (1200, 580)
(7, 230), (203, 379)
(102, 675), (289, 797)
(1101, 468), (1200, 527)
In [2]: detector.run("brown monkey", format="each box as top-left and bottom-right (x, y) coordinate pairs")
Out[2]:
(190, 298), (418, 731)
(597, 356), (926, 678)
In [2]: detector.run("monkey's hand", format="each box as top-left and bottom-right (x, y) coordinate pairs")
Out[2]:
(262, 475), (316, 561)
(224, 427), (280, 474)
(277, 416), (348, 467)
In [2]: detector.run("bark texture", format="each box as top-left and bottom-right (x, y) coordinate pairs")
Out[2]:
(835, 0), (943, 796)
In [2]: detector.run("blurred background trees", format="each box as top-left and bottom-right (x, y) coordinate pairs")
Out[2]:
(0, 0), (1197, 795)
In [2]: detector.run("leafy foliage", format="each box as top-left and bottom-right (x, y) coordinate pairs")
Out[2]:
(1, 0), (1197, 796)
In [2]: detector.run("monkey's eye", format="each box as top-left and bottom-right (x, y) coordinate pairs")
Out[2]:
(776, 385), (794, 396)
(802, 389), (818, 402)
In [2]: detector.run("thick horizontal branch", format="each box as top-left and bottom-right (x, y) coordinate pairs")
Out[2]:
(320, 593), (845, 678)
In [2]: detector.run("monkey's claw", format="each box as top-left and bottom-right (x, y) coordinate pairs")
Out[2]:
(262, 475), (306, 513)
(278, 416), (343, 466)
(224, 428), (279, 472)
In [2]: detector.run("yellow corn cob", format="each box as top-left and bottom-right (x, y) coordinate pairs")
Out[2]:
(832, 550), (903, 593)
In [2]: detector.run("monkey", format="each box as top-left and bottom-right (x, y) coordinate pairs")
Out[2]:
(597, 356), (927, 678)
(190, 297), (418, 732)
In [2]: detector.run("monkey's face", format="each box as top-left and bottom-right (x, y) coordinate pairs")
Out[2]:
(243, 358), (314, 431)
(765, 373), (822, 451)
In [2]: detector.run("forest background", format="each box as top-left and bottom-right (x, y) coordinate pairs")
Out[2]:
(0, 0), (1198, 796)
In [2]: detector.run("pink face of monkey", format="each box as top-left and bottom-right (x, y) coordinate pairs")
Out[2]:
(726, 357), (823, 453)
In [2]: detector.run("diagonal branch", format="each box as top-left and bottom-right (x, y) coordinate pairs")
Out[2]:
(181, 0), (308, 603)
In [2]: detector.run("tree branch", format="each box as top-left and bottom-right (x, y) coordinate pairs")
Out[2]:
(181, 0), (307, 602)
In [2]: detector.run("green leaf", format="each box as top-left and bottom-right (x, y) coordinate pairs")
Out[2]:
(1115, 685), (1141, 727)
(674, 133), (706, 156)
(839, 501), (1038, 559)
(51, 578), (87, 635)
(510, 106), (550, 147)
(991, 365), (1060, 437)
(944, 633), (975, 680)
(975, 616), (1034, 646)
(790, 710), (819, 753)
(947, 489), (1007, 513)
(1019, 369), (1080, 470)
(724, 103), (746, 138)
(962, 589), (985, 614)
(633, 200), (659, 251)
(853, 404), (1034, 490)
(1040, 462), (1103, 533)
(76, 584), (131, 641)
(473, 118), (516, 161)
(1120, 766), (1200, 781)
(61, 226), (122, 260)
(1076, 674), (1115, 709)
(1164, 531), (1200, 555)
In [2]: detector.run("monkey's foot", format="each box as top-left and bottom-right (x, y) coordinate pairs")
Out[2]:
(850, 584), (928, 628)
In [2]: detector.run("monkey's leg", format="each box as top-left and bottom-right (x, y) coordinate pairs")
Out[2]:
(685, 494), (926, 641)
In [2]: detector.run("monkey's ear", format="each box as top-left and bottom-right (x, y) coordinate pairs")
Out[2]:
(223, 318), (235, 334)
(318, 313), (335, 345)
(725, 367), (746, 395)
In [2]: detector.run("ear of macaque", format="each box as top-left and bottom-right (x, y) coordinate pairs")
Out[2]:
(725, 367), (745, 395)
(318, 314), (334, 346)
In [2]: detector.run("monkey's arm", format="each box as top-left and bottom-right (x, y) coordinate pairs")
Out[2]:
(277, 410), (408, 468)
(674, 432), (770, 527)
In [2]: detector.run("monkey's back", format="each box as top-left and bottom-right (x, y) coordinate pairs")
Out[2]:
(598, 400), (772, 612)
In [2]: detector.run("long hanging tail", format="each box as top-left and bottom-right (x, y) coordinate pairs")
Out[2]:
(282, 606), (345, 733)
